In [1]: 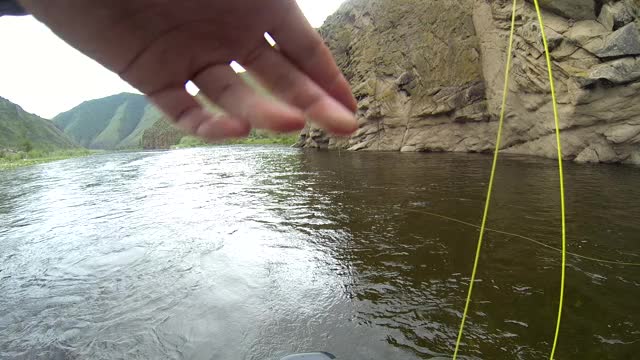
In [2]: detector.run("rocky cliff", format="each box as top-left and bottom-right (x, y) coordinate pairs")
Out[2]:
(297, 0), (640, 164)
(141, 116), (185, 149)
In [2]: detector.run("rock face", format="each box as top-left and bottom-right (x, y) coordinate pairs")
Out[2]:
(297, 0), (640, 165)
(537, 0), (598, 20)
(599, 0), (638, 31)
(141, 116), (185, 149)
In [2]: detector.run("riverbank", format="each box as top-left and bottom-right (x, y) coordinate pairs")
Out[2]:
(174, 133), (299, 149)
(0, 149), (97, 170)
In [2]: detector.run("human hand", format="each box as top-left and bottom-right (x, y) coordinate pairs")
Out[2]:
(19, 0), (358, 140)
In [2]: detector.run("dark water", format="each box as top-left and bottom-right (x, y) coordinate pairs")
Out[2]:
(0, 146), (638, 360)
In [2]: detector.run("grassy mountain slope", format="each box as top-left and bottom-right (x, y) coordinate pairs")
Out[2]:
(52, 74), (297, 151)
(53, 93), (160, 150)
(0, 96), (77, 151)
(118, 105), (166, 149)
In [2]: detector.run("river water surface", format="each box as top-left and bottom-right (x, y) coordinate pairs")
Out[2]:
(0, 146), (638, 360)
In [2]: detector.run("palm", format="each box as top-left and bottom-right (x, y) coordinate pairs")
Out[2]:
(22, 0), (357, 139)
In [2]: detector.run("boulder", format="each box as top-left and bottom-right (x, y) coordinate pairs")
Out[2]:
(593, 22), (640, 57)
(532, 0), (597, 20)
(563, 20), (609, 54)
(585, 57), (640, 85)
(597, 0), (638, 31)
(575, 142), (620, 163)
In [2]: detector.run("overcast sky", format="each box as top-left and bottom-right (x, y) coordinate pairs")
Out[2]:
(0, 0), (346, 119)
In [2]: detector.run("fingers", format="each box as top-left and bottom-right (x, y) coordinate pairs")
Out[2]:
(271, 4), (358, 113)
(185, 110), (251, 140)
(148, 87), (250, 140)
(193, 64), (306, 133)
(240, 43), (357, 135)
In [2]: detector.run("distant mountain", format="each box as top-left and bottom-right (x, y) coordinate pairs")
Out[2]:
(53, 93), (165, 150)
(55, 74), (281, 150)
(0, 96), (77, 151)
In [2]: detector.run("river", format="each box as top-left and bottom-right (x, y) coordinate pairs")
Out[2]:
(0, 146), (638, 360)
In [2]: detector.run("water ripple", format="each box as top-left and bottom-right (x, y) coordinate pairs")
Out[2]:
(0, 147), (638, 359)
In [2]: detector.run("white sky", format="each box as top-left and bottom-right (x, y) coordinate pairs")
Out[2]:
(0, 0), (346, 119)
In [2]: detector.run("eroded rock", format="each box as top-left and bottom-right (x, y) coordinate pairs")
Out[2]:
(593, 22), (640, 57)
(531, 0), (597, 20)
(297, 0), (640, 165)
(564, 20), (608, 53)
(575, 142), (620, 163)
(598, 0), (638, 31)
(585, 57), (640, 85)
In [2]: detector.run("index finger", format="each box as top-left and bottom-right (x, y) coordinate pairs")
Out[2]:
(271, 4), (358, 113)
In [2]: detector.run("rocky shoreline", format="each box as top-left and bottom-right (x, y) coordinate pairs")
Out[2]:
(296, 0), (640, 165)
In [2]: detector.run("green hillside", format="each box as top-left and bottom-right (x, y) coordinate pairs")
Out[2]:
(0, 96), (77, 151)
(53, 93), (164, 150)
(53, 75), (299, 151)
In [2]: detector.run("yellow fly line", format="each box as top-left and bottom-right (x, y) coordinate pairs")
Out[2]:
(400, 208), (640, 267)
(452, 0), (568, 359)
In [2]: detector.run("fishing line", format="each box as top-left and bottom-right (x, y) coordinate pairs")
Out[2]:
(532, 1), (568, 356)
(400, 208), (640, 267)
(451, 0), (518, 357)
(452, 0), (569, 358)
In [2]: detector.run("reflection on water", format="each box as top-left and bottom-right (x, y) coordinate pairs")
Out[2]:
(0, 146), (638, 360)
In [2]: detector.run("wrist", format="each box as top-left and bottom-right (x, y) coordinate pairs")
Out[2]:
(0, 0), (27, 16)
